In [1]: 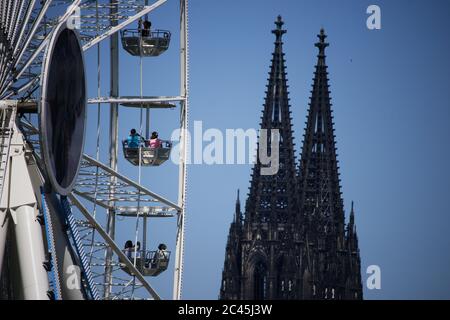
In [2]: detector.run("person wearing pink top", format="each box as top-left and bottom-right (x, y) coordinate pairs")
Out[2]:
(149, 131), (162, 148)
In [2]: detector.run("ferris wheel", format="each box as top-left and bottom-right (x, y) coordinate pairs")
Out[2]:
(0, 0), (188, 300)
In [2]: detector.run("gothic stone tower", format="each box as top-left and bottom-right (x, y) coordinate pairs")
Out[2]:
(296, 28), (363, 299)
(220, 17), (363, 300)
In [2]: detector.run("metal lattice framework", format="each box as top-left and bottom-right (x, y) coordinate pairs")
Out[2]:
(0, 0), (171, 100)
(0, 0), (189, 300)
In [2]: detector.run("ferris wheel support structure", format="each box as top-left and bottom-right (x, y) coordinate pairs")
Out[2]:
(0, 0), (189, 300)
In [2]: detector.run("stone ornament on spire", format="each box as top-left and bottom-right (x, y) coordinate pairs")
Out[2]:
(272, 15), (286, 42)
(315, 28), (329, 58)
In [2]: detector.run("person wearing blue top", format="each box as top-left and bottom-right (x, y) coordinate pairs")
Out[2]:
(127, 128), (143, 148)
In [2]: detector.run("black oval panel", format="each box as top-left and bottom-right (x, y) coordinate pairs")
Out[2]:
(40, 26), (86, 195)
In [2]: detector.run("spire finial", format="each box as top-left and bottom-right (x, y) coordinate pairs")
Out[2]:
(276, 15), (284, 29)
(272, 15), (286, 42)
(235, 189), (242, 224)
(349, 201), (355, 227)
(350, 201), (355, 218)
(315, 27), (329, 57)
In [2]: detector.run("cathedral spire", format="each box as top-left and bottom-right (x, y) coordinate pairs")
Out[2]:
(245, 16), (298, 224)
(295, 30), (364, 299)
(298, 28), (344, 229)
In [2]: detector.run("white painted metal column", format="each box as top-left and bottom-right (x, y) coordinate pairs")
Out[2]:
(13, 205), (48, 299)
(104, 0), (120, 299)
(0, 208), (9, 277)
(173, 0), (189, 300)
(4, 124), (49, 299)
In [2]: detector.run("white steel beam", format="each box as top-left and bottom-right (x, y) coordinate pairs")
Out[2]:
(173, 0), (189, 301)
(87, 96), (186, 104)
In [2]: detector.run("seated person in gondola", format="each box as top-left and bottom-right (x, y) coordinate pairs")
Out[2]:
(149, 131), (162, 149)
(127, 128), (144, 148)
(151, 243), (168, 268)
(124, 240), (133, 260)
(133, 241), (141, 258)
(141, 20), (151, 37)
(156, 243), (168, 259)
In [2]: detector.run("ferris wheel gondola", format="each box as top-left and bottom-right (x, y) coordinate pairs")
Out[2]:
(121, 28), (171, 57)
(122, 139), (172, 166)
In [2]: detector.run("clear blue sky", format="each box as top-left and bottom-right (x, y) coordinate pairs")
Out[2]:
(83, 0), (450, 299)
